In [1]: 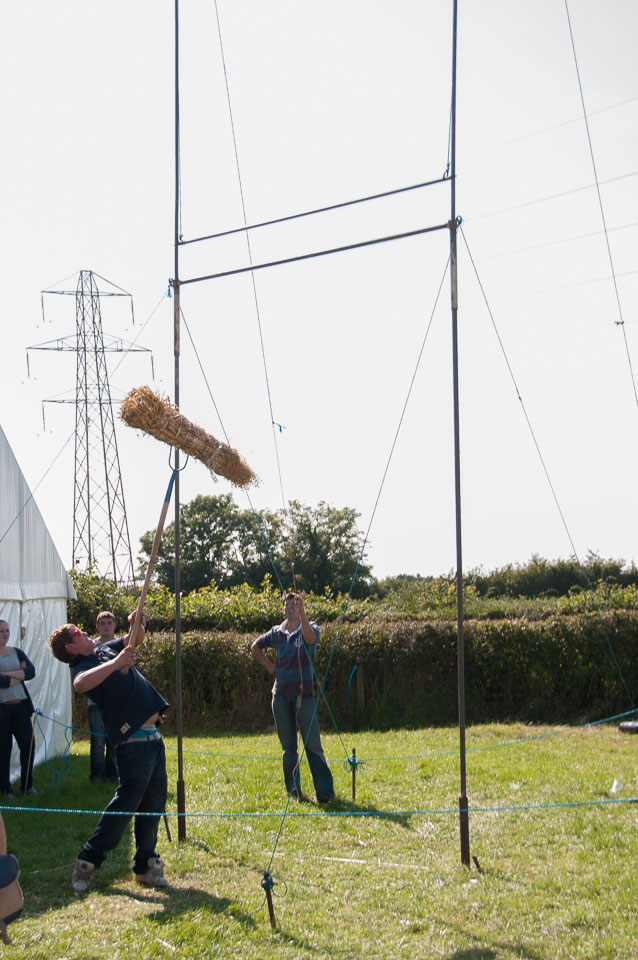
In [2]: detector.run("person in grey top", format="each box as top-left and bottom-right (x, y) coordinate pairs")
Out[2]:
(0, 621), (36, 797)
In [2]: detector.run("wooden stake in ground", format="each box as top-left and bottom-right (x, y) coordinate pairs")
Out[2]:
(261, 872), (277, 930)
(120, 386), (256, 487)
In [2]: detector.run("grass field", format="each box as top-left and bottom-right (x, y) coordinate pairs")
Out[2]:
(3, 723), (637, 959)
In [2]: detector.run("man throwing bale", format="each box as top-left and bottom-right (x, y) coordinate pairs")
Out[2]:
(251, 593), (334, 804)
(47, 615), (169, 893)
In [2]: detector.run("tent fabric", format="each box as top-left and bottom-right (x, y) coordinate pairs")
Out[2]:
(0, 424), (76, 785)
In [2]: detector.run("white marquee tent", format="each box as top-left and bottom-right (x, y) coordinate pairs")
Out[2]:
(0, 423), (76, 787)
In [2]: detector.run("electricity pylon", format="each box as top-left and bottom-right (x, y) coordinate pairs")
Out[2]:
(28, 269), (153, 585)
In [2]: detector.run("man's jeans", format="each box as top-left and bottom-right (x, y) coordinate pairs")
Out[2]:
(88, 702), (118, 781)
(79, 737), (167, 875)
(272, 694), (334, 802)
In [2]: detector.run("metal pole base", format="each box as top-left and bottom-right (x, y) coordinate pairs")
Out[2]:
(177, 778), (186, 842)
(266, 888), (277, 930)
(459, 795), (470, 866)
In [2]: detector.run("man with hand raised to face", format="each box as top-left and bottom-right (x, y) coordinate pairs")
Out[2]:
(251, 592), (335, 804)
(47, 613), (169, 894)
(87, 611), (121, 783)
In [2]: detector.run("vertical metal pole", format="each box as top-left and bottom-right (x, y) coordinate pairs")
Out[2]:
(449, 0), (470, 867)
(173, 0), (186, 842)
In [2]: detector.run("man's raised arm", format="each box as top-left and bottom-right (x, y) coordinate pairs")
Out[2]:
(73, 645), (135, 694)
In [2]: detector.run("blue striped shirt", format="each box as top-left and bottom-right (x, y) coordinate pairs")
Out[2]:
(255, 620), (319, 697)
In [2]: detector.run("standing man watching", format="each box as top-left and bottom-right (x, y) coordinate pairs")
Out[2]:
(251, 593), (334, 804)
(87, 611), (120, 783)
(47, 613), (169, 893)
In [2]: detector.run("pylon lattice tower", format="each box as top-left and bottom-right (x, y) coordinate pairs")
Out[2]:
(73, 270), (134, 583)
(29, 269), (152, 585)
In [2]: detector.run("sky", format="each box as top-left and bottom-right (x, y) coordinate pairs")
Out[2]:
(1, 0), (638, 583)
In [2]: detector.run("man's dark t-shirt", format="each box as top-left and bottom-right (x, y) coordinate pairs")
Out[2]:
(70, 638), (168, 746)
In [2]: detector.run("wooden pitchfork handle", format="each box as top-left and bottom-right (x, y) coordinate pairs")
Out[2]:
(121, 470), (177, 676)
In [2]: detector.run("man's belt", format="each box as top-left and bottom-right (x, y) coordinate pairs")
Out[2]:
(120, 727), (161, 745)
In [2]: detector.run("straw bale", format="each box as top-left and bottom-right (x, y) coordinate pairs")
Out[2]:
(120, 386), (256, 488)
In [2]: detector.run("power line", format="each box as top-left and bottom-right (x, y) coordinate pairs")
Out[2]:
(563, 0), (638, 413)
(467, 170), (638, 224)
(461, 94), (638, 162)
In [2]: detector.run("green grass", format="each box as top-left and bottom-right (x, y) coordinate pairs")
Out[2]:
(4, 724), (637, 959)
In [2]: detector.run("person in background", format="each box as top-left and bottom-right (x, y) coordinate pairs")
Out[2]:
(0, 620), (36, 797)
(251, 593), (335, 804)
(87, 611), (120, 782)
(47, 612), (169, 894)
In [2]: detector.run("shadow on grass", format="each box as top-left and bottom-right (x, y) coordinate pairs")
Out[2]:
(442, 943), (542, 960)
(270, 920), (391, 960)
(444, 951), (497, 960)
(323, 795), (413, 827)
(439, 920), (546, 960)
(26, 863), (251, 931)
(106, 882), (253, 928)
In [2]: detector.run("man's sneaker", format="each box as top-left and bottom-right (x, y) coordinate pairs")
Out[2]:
(71, 859), (95, 893)
(134, 857), (167, 888)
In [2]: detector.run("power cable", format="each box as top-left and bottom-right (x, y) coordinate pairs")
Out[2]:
(468, 170), (638, 224)
(461, 93), (638, 162)
(477, 219), (638, 263)
(180, 308), (286, 593)
(563, 0), (638, 411)
(460, 225), (635, 709)
(263, 243), (454, 874)
(212, 0), (295, 586)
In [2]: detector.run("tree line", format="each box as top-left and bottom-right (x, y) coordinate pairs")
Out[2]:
(379, 553), (638, 599)
(138, 495), (374, 597)
(137, 493), (638, 602)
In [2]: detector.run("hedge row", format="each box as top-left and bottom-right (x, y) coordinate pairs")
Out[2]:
(68, 569), (638, 636)
(73, 610), (638, 733)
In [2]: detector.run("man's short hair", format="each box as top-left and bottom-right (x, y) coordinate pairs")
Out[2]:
(96, 611), (116, 626)
(283, 592), (296, 603)
(47, 624), (76, 663)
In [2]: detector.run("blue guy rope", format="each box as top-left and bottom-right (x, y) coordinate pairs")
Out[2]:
(347, 663), (358, 703)
(33, 710), (73, 792)
(1, 796), (635, 820)
(39, 703), (638, 766)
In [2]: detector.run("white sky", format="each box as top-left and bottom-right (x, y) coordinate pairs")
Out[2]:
(2, 0), (637, 582)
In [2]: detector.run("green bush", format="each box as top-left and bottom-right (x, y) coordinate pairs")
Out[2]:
(67, 565), (638, 735)
(85, 610), (637, 735)
(68, 565), (638, 636)
(67, 569), (371, 634)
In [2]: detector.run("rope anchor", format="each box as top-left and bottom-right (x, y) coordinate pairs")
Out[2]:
(344, 747), (364, 801)
(261, 871), (277, 930)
